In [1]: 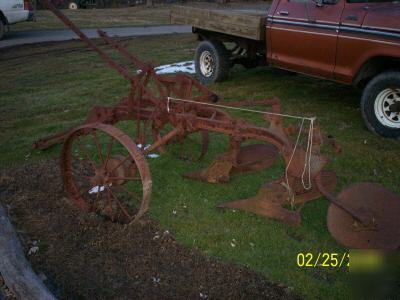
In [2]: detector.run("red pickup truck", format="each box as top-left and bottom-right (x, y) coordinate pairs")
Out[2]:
(171, 0), (400, 139)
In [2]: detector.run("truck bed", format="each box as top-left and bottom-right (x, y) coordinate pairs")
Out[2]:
(170, 6), (268, 41)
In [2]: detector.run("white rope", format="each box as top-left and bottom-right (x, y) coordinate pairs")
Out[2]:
(166, 97), (315, 121)
(302, 117), (315, 190)
(166, 96), (316, 204)
(285, 118), (305, 207)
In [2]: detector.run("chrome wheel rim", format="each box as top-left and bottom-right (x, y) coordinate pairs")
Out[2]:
(374, 88), (400, 128)
(199, 51), (214, 78)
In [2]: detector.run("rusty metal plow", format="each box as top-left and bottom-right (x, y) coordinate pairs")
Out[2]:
(166, 97), (337, 225)
(35, 0), (400, 250)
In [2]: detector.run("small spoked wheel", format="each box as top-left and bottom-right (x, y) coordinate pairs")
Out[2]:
(361, 71), (400, 139)
(177, 130), (209, 162)
(61, 123), (152, 224)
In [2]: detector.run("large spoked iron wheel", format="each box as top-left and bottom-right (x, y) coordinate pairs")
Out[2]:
(61, 123), (152, 224)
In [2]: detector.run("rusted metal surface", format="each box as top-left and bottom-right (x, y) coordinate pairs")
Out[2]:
(218, 170), (337, 227)
(36, 0), (400, 249)
(323, 181), (400, 250)
(184, 144), (279, 183)
(60, 123), (152, 223)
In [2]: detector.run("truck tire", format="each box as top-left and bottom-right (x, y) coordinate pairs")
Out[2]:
(361, 71), (400, 139)
(195, 40), (230, 84)
(0, 21), (5, 41)
(69, 2), (79, 9)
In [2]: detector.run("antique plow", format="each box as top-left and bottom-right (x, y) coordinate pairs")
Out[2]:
(36, 0), (400, 250)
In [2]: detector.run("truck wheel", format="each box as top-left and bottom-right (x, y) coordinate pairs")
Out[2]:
(195, 40), (230, 84)
(69, 2), (79, 9)
(361, 71), (400, 139)
(0, 21), (5, 41)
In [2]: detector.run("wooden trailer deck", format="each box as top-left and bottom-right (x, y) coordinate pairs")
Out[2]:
(170, 6), (268, 41)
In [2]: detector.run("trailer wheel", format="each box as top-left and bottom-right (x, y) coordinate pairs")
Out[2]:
(0, 21), (5, 41)
(195, 40), (230, 84)
(68, 2), (79, 9)
(361, 71), (400, 139)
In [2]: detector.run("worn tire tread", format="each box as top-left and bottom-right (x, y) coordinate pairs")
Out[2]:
(361, 71), (400, 139)
(195, 40), (230, 84)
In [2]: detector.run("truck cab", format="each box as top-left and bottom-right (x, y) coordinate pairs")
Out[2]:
(267, 0), (400, 84)
(267, 0), (400, 138)
(0, 0), (34, 40)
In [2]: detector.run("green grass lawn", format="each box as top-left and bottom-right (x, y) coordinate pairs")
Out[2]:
(1, 34), (399, 299)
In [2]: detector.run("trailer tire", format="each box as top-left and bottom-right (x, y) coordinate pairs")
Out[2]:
(68, 2), (78, 9)
(195, 40), (230, 84)
(0, 21), (5, 41)
(361, 71), (400, 139)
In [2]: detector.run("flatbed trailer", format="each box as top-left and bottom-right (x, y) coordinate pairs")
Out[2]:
(171, 6), (267, 41)
(171, 5), (269, 83)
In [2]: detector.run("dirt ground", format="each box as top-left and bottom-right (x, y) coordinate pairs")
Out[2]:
(0, 159), (298, 299)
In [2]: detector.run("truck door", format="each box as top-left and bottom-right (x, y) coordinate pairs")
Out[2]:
(334, 1), (369, 83)
(269, 0), (345, 79)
